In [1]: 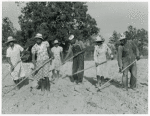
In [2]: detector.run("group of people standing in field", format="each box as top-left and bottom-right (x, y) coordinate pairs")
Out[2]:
(5, 32), (140, 94)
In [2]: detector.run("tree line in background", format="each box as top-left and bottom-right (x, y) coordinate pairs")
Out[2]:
(108, 25), (148, 57)
(2, 2), (100, 62)
(2, 2), (148, 62)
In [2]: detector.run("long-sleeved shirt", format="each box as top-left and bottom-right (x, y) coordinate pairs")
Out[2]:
(94, 43), (111, 63)
(117, 40), (139, 68)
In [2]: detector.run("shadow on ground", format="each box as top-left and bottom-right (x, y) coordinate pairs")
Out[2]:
(84, 76), (123, 89)
(84, 76), (97, 86)
(62, 75), (123, 90)
(62, 75), (74, 82)
(103, 78), (123, 89)
(18, 77), (29, 89)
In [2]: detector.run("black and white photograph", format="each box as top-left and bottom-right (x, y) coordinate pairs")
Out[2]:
(1, 0), (148, 114)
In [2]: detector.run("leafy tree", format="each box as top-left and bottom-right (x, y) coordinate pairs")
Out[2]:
(108, 31), (120, 54)
(137, 28), (148, 55)
(109, 31), (119, 44)
(109, 25), (148, 56)
(2, 17), (16, 56)
(17, 2), (100, 49)
(2, 17), (15, 44)
(125, 25), (148, 55)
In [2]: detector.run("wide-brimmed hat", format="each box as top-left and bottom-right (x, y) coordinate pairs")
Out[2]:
(119, 34), (126, 41)
(34, 33), (44, 40)
(54, 40), (59, 44)
(6, 36), (16, 44)
(95, 36), (104, 42)
(68, 35), (74, 41)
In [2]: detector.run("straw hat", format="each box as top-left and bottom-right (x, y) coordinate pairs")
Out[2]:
(34, 33), (44, 40)
(95, 36), (104, 42)
(54, 40), (59, 44)
(68, 35), (74, 41)
(119, 33), (126, 41)
(6, 36), (16, 44)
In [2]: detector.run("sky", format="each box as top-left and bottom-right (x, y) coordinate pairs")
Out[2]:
(2, 1), (148, 43)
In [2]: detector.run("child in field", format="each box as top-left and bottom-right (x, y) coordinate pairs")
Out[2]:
(51, 40), (63, 80)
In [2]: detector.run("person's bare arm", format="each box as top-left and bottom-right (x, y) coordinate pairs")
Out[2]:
(94, 47), (98, 67)
(6, 49), (14, 71)
(60, 51), (63, 63)
(79, 41), (86, 52)
(32, 53), (36, 69)
(7, 57), (13, 66)
(47, 47), (53, 65)
(64, 45), (72, 61)
(118, 46), (123, 72)
(47, 47), (54, 59)
(132, 41), (140, 60)
(7, 57), (14, 71)
(31, 45), (37, 69)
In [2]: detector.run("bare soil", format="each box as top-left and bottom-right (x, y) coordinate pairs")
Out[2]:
(2, 59), (148, 114)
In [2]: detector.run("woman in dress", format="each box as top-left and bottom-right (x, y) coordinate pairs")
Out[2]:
(31, 33), (53, 93)
(51, 40), (63, 79)
(94, 35), (112, 87)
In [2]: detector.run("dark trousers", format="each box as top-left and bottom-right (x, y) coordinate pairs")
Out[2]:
(122, 62), (137, 90)
(72, 55), (84, 83)
(38, 77), (50, 91)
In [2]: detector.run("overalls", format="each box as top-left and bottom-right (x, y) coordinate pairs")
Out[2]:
(121, 41), (138, 89)
(72, 44), (84, 83)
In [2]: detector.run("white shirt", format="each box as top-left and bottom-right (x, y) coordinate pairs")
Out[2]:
(94, 43), (111, 63)
(51, 46), (63, 60)
(6, 44), (24, 65)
